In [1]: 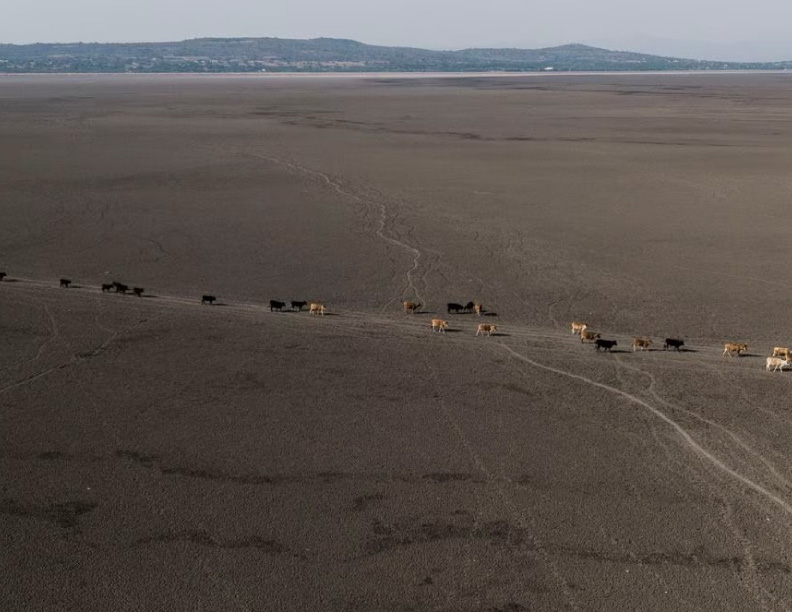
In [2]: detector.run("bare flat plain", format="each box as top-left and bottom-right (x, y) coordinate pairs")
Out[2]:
(3, 73), (792, 611)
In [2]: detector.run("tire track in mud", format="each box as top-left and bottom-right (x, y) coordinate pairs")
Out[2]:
(0, 310), (151, 398)
(613, 356), (792, 496)
(424, 356), (581, 611)
(244, 153), (427, 310)
(614, 356), (748, 610)
(717, 491), (788, 612)
(506, 343), (792, 608)
(498, 343), (792, 520)
(0, 295), (62, 378)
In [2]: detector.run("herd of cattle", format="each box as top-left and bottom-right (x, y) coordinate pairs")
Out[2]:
(570, 321), (792, 372)
(2, 273), (789, 371)
(268, 299), (325, 315)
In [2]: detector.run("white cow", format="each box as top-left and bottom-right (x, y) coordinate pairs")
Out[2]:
(766, 356), (791, 372)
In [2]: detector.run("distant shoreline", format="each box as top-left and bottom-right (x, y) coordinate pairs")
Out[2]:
(2, 69), (791, 78)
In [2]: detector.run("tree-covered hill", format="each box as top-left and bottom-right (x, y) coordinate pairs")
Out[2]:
(1, 37), (790, 73)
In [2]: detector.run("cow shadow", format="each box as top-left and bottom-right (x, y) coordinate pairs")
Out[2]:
(443, 328), (463, 334)
(1, 278), (20, 283)
(483, 312), (499, 317)
(490, 332), (510, 337)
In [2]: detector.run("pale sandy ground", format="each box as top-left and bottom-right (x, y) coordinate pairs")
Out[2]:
(2, 74), (792, 611)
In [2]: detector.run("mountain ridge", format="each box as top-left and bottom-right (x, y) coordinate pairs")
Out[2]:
(1, 36), (790, 73)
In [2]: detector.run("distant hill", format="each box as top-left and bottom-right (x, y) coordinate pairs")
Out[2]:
(1, 37), (791, 73)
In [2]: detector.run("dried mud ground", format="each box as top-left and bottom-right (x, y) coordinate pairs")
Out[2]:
(2, 73), (792, 611)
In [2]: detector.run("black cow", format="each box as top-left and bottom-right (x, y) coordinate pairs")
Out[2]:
(664, 338), (685, 351)
(447, 302), (465, 314)
(291, 300), (308, 311)
(112, 281), (129, 294)
(59, 278), (71, 288)
(201, 294), (216, 305)
(133, 287), (144, 297)
(464, 301), (476, 312)
(595, 339), (618, 352)
(0, 272), (6, 281)
(270, 300), (286, 312)
(101, 283), (113, 292)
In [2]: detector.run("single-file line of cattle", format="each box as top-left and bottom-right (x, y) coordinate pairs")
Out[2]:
(11, 277), (792, 370)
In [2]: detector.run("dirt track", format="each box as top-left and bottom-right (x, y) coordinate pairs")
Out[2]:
(2, 74), (792, 611)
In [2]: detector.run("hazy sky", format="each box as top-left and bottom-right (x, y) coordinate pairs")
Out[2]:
(5, 0), (792, 61)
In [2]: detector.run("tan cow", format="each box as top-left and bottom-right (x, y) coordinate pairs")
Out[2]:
(632, 337), (653, 351)
(476, 323), (498, 336)
(309, 302), (325, 315)
(473, 303), (484, 316)
(580, 329), (601, 343)
(571, 322), (588, 335)
(772, 347), (791, 360)
(723, 342), (748, 357)
(403, 300), (421, 314)
(431, 319), (449, 333)
(766, 356), (791, 372)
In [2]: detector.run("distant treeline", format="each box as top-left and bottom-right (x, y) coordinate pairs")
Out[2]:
(1, 38), (791, 73)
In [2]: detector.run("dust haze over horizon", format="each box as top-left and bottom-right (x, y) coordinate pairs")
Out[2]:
(4, 0), (792, 62)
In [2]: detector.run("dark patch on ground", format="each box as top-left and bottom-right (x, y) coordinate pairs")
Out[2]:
(366, 517), (524, 555)
(133, 529), (288, 553)
(422, 473), (476, 483)
(116, 449), (157, 467)
(352, 492), (385, 511)
(0, 498), (97, 529)
(160, 466), (277, 485)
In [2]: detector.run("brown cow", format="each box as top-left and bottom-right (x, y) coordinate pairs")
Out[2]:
(571, 322), (587, 335)
(632, 337), (653, 351)
(473, 303), (484, 316)
(580, 329), (601, 343)
(476, 323), (498, 336)
(772, 347), (791, 360)
(723, 342), (748, 357)
(403, 300), (421, 314)
(431, 319), (449, 333)
(310, 302), (326, 315)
